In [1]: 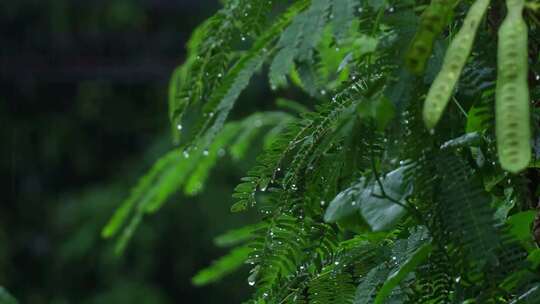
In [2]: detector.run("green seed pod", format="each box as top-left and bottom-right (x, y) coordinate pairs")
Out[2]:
(405, 0), (458, 74)
(423, 0), (491, 129)
(496, 0), (531, 173)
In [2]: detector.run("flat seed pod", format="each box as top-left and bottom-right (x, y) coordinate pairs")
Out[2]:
(423, 0), (491, 129)
(496, 0), (531, 173)
(405, 0), (458, 74)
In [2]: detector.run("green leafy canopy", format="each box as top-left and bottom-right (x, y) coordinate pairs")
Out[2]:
(104, 0), (540, 303)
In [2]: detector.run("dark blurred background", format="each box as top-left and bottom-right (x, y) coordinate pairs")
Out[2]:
(0, 0), (263, 302)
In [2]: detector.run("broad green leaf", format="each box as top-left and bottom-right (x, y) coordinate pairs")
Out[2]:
(359, 167), (412, 231)
(325, 166), (412, 231)
(507, 211), (536, 242)
(374, 243), (432, 304)
(354, 265), (390, 304)
(527, 249), (540, 269)
(324, 177), (368, 222)
(466, 104), (490, 133)
(357, 97), (396, 131)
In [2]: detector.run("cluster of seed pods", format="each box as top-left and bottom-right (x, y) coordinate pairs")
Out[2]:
(416, 0), (531, 173)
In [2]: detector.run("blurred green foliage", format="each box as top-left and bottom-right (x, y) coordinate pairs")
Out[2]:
(0, 0), (272, 302)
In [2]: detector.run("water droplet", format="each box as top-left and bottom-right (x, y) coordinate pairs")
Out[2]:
(320, 89), (327, 95)
(334, 261), (340, 265)
(320, 200), (326, 206)
(203, 149), (209, 156)
(241, 36), (246, 41)
(248, 281), (255, 286)
(176, 124), (183, 131)
(217, 73), (222, 78)
(183, 150), (190, 158)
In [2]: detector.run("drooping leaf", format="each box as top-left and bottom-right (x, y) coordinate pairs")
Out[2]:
(374, 228), (433, 304)
(213, 224), (262, 248)
(192, 246), (252, 286)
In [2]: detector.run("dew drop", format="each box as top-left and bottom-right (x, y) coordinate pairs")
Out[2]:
(203, 149), (209, 156)
(176, 124), (183, 131)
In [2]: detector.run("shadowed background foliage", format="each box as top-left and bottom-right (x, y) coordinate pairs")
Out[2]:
(0, 0), (267, 302)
